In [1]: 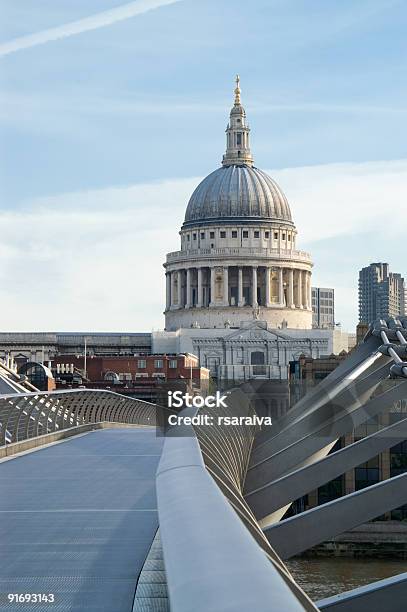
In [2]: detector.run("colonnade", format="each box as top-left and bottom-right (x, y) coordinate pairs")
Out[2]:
(166, 265), (312, 311)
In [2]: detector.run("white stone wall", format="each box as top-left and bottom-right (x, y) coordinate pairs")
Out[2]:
(164, 252), (313, 330)
(152, 325), (334, 360)
(165, 305), (312, 331)
(180, 223), (298, 251)
(152, 323), (332, 381)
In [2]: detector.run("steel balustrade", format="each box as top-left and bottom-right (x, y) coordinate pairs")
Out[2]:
(0, 388), (167, 446)
(157, 407), (319, 612)
(194, 388), (275, 556)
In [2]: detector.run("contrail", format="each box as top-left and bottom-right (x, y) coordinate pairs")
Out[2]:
(0, 0), (181, 58)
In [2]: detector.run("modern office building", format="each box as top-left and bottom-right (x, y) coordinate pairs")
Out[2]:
(359, 263), (406, 324)
(312, 287), (335, 328)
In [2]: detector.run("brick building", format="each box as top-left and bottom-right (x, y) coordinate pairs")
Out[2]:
(53, 353), (210, 403)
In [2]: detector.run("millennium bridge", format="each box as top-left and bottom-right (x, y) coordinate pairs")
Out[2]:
(1, 318), (407, 611)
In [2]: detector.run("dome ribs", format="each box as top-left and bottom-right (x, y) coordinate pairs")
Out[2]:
(253, 167), (267, 217)
(223, 165), (235, 217)
(240, 165), (251, 217)
(183, 165), (294, 227)
(210, 166), (227, 217)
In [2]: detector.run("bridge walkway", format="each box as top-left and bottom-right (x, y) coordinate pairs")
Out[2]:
(0, 427), (163, 612)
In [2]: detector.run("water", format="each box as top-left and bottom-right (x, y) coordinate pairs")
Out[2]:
(286, 558), (407, 602)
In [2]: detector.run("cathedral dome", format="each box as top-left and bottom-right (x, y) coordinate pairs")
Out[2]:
(183, 164), (293, 227)
(182, 75), (293, 229)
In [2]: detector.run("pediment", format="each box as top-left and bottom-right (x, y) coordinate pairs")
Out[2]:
(225, 321), (289, 342)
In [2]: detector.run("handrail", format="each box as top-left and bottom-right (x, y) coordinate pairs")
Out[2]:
(0, 388), (170, 446)
(193, 387), (274, 555)
(156, 418), (318, 611)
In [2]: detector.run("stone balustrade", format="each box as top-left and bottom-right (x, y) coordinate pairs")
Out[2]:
(166, 246), (312, 264)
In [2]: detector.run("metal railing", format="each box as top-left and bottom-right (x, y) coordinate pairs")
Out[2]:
(164, 317), (407, 609)
(156, 400), (318, 612)
(154, 319), (407, 610)
(194, 387), (272, 554)
(0, 388), (166, 446)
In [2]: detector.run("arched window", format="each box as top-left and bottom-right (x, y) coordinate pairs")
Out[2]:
(104, 371), (120, 383)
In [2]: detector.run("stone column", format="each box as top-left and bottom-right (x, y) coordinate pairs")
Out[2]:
(288, 268), (294, 308)
(265, 267), (271, 307)
(171, 272), (176, 308)
(302, 271), (307, 310)
(252, 266), (258, 307)
(177, 270), (182, 308)
(185, 268), (192, 308)
(307, 272), (312, 310)
(238, 267), (244, 307)
(166, 272), (171, 310)
(278, 267), (284, 305)
(210, 267), (216, 307)
(304, 272), (309, 309)
(298, 269), (303, 308)
(197, 267), (203, 308)
(223, 266), (229, 306)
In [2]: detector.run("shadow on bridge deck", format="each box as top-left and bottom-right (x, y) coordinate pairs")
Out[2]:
(0, 427), (163, 612)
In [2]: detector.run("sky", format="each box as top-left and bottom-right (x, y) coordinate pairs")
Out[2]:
(0, 0), (406, 333)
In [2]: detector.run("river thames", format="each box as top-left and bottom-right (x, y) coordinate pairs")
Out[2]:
(286, 557), (407, 601)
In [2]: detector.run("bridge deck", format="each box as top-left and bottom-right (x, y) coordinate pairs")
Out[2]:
(0, 428), (163, 611)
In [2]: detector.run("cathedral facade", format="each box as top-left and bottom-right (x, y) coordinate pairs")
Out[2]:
(164, 76), (313, 332)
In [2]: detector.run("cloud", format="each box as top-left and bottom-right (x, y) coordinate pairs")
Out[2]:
(270, 160), (407, 330)
(0, 177), (196, 332)
(270, 160), (407, 243)
(0, 0), (181, 58)
(0, 160), (405, 332)
(3, 90), (406, 127)
(254, 103), (407, 115)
